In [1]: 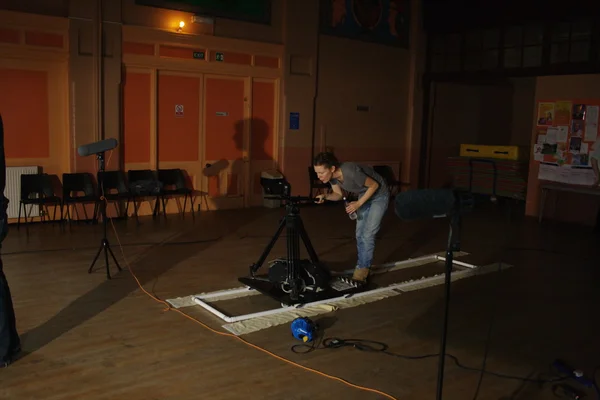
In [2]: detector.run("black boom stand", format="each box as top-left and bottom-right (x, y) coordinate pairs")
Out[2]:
(436, 195), (465, 400)
(88, 152), (122, 280)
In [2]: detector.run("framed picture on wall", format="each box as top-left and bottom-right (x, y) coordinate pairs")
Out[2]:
(319, 0), (410, 48)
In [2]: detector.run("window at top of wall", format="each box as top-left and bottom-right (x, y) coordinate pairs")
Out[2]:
(523, 24), (543, 46)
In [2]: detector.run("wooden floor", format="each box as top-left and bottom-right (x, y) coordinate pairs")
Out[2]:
(1, 201), (599, 400)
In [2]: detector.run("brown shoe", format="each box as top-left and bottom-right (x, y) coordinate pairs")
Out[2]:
(352, 268), (370, 283)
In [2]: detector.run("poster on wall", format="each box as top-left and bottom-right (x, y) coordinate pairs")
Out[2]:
(319, 0), (410, 48)
(537, 102), (555, 126)
(554, 101), (572, 125)
(584, 105), (598, 142)
(534, 99), (600, 186)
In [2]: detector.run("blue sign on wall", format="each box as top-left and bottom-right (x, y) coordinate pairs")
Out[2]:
(289, 112), (300, 130)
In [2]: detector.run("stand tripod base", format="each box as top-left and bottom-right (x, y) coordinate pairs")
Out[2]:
(238, 275), (373, 306)
(88, 238), (122, 279)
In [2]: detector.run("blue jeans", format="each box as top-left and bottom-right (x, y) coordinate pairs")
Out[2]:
(355, 192), (389, 269)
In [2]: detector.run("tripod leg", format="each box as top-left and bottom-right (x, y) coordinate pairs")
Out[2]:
(287, 214), (301, 301)
(250, 215), (286, 275)
(88, 242), (103, 274)
(106, 242), (122, 271)
(296, 217), (320, 265)
(104, 240), (111, 280)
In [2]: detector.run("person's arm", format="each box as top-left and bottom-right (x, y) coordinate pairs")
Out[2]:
(356, 176), (379, 207)
(326, 184), (344, 201)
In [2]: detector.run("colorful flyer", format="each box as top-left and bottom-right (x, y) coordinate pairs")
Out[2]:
(554, 101), (572, 125)
(537, 102), (555, 126)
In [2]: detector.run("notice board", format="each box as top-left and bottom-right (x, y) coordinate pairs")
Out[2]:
(534, 99), (600, 185)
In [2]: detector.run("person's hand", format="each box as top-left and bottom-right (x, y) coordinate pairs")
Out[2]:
(314, 194), (326, 204)
(345, 201), (360, 214)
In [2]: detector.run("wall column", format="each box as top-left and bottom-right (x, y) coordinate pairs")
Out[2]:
(68, 0), (123, 173)
(280, 0), (320, 196)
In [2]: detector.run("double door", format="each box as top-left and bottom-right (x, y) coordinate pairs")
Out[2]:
(123, 68), (277, 211)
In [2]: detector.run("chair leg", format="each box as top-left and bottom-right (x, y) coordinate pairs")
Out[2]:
(17, 202), (22, 230)
(82, 203), (90, 221)
(188, 194), (195, 216)
(161, 196), (168, 218)
(74, 204), (81, 222)
(66, 204), (72, 227)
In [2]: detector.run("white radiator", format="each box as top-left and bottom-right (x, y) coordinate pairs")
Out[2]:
(4, 166), (41, 219)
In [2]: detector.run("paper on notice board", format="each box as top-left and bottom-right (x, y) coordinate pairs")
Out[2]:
(585, 105), (599, 142)
(533, 144), (543, 161)
(570, 168), (596, 185)
(537, 134), (546, 144)
(556, 126), (569, 142)
(538, 163), (557, 181)
(545, 128), (558, 144)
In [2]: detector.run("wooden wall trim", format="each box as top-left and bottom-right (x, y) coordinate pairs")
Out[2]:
(122, 25), (284, 58)
(0, 10), (69, 32)
(123, 54), (281, 79)
(0, 11), (68, 55)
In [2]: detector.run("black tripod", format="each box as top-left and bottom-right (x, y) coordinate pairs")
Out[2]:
(88, 152), (122, 279)
(436, 199), (464, 400)
(249, 196), (321, 301)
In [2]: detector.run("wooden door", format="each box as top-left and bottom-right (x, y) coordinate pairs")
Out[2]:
(156, 71), (202, 214)
(203, 75), (248, 209)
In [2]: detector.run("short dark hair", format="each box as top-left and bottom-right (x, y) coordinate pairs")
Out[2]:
(313, 152), (340, 168)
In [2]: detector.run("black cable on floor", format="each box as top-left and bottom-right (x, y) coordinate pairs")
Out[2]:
(290, 336), (568, 384)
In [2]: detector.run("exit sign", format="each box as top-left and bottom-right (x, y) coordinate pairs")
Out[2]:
(193, 51), (205, 60)
(215, 52), (224, 62)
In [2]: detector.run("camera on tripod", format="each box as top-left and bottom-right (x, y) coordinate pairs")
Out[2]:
(260, 173), (292, 200)
(237, 170), (335, 304)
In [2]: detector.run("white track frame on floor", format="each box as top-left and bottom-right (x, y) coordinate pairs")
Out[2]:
(192, 254), (478, 324)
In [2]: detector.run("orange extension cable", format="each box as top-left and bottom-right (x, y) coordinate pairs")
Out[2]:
(97, 151), (399, 400)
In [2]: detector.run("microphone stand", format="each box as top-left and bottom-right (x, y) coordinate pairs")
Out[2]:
(88, 151), (122, 279)
(436, 204), (462, 400)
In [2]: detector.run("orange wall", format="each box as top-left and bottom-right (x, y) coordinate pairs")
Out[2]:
(123, 71), (151, 164)
(0, 68), (50, 158)
(525, 74), (600, 226)
(0, 0), (421, 214)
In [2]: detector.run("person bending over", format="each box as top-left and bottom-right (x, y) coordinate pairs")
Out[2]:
(313, 152), (389, 283)
(0, 114), (20, 368)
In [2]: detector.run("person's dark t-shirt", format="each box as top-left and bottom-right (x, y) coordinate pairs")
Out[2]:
(330, 162), (387, 199)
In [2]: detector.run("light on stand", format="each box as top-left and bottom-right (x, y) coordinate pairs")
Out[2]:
(77, 138), (122, 280)
(177, 20), (185, 33)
